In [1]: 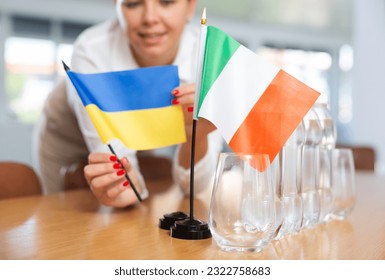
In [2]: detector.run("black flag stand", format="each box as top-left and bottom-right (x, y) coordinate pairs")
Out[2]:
(159, 8), (211, 240)
(159, 119), (211, 239)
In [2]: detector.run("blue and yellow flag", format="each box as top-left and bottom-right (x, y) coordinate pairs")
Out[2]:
(65, 65), (186, 150)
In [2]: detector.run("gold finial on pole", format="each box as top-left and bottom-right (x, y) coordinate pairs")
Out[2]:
(201, 8), (207, 25)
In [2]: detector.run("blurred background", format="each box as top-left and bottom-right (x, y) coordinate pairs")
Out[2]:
(0, 0), (384, 173)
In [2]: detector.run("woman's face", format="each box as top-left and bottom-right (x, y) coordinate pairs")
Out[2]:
(116, 0), (197, 67)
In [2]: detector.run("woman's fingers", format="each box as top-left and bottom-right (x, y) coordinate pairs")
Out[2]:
(88, 166), (125, 188)
(172, 83), (195, 96)
(84, 162), (116, 179)
(83, 152), (140, 207)
(88, 152), (119, 164)
(120, 157), (133, 173)
(84, 153), (128, 196)
(172, 83), (195, 107)
(105, 185), (127, 200)
(88, 167), (129, 204)
(84, 156), (123, 185)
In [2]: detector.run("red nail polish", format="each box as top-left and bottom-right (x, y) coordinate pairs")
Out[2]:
(109, 155), (117, 162)
(172, 99), (179, 105)
(123, 181), (130, 187)
(116, 170), (125, 176)
(113, 163), (121, 169)
(172, 89), (179, 96)
(187, 106), (194, 112)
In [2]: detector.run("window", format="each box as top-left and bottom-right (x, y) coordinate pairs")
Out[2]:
(2, 15), (90, 123)
(257, 46), (332, 103)
(57, 43), (74, 76)
(5, 37), (56, 122)
(257, 44), (354, 143)
(338, 44), (353, 124)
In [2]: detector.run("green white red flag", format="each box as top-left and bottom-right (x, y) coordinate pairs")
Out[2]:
(194, 25), (320, 163)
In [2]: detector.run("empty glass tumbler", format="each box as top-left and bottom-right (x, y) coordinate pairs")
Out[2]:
(276, 122), (304, 239)
(332, 148), (356, 220)
(313, 102), (337, 223)
(301, 108), (322, 229)
(209, 153), (276, 252)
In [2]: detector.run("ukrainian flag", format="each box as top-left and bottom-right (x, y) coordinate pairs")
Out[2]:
(66, 65), (186, 150)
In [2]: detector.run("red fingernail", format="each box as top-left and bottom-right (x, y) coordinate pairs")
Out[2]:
(116, 170), (125, 176)
(123, 181), (130, 187)
(109, 155), (117, 162)
(113, 163), (121, 169)
(172, 99), (179, 105)
(187, 106), (194, 112)
(172, 89), (179, 96)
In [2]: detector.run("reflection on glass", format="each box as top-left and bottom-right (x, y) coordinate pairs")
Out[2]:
(270, 155), (283, 240)
(277, 122), (304, 239)
(209, 153), (276, 252)
(332, 148), (356, 220)
(301, 108), (322, 229)
(314, 102), (337, 223)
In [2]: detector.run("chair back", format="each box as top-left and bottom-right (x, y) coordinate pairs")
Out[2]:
(0, 162), (42, 199)
(336, 144), (376, 171)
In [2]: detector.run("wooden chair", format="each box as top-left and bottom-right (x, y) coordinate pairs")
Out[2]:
(336, 144), (376, 171)
(0, 162), (42, 199)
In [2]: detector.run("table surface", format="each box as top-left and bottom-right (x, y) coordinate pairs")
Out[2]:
(1, 172), (385, 260)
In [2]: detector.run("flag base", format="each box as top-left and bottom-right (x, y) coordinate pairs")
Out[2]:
(159, 211), (189, 230)
(170, 218), (212, 240)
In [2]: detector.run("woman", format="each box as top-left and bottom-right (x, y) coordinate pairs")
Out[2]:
(67, 0), (222, 207)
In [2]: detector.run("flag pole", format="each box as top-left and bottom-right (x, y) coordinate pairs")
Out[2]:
(107, 144), (142, 202)
(167, 8), (211, 239)
(189, 120), (197, 222)
(188, 7), (207, 223)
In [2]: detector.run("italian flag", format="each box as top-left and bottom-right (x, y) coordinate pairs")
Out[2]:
(194, 26), (320, 163)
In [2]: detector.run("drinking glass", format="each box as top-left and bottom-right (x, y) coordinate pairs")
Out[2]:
(313, 102), (337, 223)
(331, 148), (356, 220)
(301, 108), (322, 228)
(209, 152), (276, 252)
(277, 121), (304, 239)
(318, 147), (334, 222)
(270, 155), (283, 240)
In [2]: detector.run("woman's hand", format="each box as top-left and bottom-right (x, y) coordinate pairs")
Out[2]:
(172, 83), (216, 168)
(83, 153), (142, 207)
